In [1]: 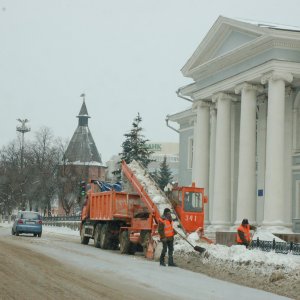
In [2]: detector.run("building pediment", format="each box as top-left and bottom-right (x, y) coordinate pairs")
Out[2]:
(181, 16), (300, 80)
(212, 30), (259, 58)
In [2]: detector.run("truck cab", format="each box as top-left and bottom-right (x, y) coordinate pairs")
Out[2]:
(170, 183), (207, 233)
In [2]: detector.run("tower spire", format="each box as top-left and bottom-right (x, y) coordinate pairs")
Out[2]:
(64, 94), (103, 165)
(77, 93), (90, 126)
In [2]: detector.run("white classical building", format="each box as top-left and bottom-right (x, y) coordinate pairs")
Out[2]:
(167, 16), (300, 230)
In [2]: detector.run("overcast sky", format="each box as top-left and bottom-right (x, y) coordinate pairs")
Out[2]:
(1, 0), (300, 162)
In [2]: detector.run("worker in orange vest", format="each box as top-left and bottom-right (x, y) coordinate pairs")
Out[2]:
(158, 208), (177, 267)
(236, 218), (256, 247)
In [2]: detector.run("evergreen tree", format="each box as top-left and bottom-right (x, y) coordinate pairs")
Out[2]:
(150, 169), (159, 183)
(157, 156), (173, 191)
(113, 113), (154, 179)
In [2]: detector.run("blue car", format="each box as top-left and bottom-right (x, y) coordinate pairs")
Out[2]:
(12, 211), (42, 237)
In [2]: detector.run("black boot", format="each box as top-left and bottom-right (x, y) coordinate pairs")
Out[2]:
(168, 256), (177, 267)
(160, 257), (166, 266)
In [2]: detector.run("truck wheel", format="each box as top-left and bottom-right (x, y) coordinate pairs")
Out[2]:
(120, 231), (135, 254)
(94, 224), (102, 248)
(80, 224), (89, 245)
(142, 232), (151, 256)
(110, 238), (119, 250)
(100, 224), (110, 249)
(120, 231), (130, 254)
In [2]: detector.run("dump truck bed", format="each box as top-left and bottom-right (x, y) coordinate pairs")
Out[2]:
(88, 191), (141, 221)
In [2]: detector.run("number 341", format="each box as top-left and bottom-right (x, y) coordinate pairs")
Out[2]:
(185, 215), (197, 222)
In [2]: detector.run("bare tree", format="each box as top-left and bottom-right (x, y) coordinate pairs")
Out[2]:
(56, 138), (86, 215)
(27, 127), (60, 214)
(0, 140), (24, 215)
(0, 127), (90, 217)
(0, 127), (61, 215)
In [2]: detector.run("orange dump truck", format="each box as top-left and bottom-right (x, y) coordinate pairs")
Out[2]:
(80, 160), (209, 258)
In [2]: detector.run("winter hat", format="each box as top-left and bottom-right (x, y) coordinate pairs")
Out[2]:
(163, 208), (171, 215)
(242, 218), (249, 225)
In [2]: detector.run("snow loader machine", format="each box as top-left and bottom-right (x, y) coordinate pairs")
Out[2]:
(80, 160), (210, 259)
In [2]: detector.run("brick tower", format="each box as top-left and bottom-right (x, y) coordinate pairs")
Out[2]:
(63, 94), (106, 181)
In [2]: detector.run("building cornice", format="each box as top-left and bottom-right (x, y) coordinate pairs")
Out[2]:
(181, 60), (300, 100)
(167, 108), (195, 123)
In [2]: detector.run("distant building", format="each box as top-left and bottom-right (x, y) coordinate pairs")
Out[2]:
(147, 142), (179, 181)
(105, 142), (179, 182)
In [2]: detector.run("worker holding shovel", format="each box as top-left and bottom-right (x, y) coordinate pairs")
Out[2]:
(236, 218), (257, 248)
(158, 208), (177, 267)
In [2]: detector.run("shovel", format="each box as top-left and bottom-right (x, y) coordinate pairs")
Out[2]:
(176, 231), (206, 254)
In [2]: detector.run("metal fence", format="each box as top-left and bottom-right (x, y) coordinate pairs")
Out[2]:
(43, 215), (81, 222)
(42, 215), (81, 231)
(249, 238), (300, 255)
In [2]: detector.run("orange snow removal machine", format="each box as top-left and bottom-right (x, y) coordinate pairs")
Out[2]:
(80, 160), (211, 259)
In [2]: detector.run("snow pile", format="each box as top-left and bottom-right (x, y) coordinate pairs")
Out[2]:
(253, 228), (286, 242)
(128, 160), (172, 216)
(173, 229), (300, 273)
(204, 244), (300, 270)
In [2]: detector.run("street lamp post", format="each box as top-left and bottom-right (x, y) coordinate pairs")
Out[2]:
(16, 119), (30, 171)
(16, 119), (30, 211)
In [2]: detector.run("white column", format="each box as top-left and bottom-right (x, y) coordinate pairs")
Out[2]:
(211, 92), (235, 227)
(261, 71), (293, 226)
(192, 100), (210, 225)
(191, 112), (200, 183)
(256, 96), (267, 224)
(192, 100), (210, 191)
(235, 83), (263, 225)
(208, 105), (217, 223)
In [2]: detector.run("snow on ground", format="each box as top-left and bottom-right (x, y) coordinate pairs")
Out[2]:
(2, 220), (299, 271)
(2, 220), (300, 298)
(173, 229), (300, 273)
(43, 225), (80, 236)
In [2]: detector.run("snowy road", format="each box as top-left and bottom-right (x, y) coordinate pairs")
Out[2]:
(0, 225), (290, 300)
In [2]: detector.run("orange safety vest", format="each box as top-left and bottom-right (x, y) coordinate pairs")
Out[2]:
(160, 218), (175, 238)
(236, 224), (251, 244)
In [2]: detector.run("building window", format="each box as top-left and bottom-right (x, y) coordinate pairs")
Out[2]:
(188, 137), (193, 169)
